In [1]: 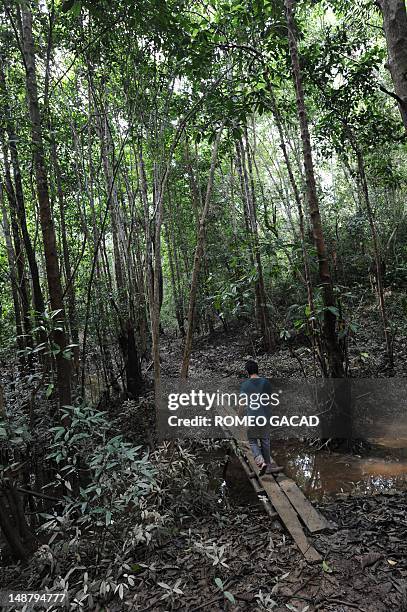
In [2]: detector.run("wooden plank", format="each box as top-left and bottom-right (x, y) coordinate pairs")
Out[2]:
(276, 474), (330, 533)
(239, 441), (322, 563)
(235, 447), (278, 520)
(219, 405), (324, 562)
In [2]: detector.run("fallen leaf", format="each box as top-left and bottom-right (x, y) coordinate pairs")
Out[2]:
(360, 552), (383, 569)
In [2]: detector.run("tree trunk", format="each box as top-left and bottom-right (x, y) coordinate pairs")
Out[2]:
(0, 59), (45, 317)
(356, 148), (393, 366)
(285, 0), (344, 377)
(76, 88), (119, 396)
(0, 185), (24, 351)
(181, 127), (223, 379)
(168, 187), (186, 336)
(98, 103), (143, 396)
(1, 143), (31, 343)
(118, 318), (143, 397)
(164, 215), (185, 336)
(270, 94), (325, 373)
(234, 140), (258, 309)
(50, 139), (80, 377)
(379, 0), (407, 131)
(0, 492), (30, 562)
(241, 132), (274, 350)
(20, 2), (71, 406)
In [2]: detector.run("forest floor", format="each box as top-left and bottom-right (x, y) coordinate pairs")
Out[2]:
(124, 317), (407, 612)
(2, 309), (407, 611)
(129, 487), (407, 612)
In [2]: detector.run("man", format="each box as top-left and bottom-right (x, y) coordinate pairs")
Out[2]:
(240, 360), (283, 475)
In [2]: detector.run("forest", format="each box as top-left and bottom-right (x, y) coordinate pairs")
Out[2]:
(1, 0), (407, 610)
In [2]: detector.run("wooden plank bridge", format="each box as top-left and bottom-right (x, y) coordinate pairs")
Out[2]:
(221, 407), (332, 563)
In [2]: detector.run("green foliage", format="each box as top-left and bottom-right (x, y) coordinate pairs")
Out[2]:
(26, 410), (216, 607)
(0, 411), (30, 447)
(214, 576), (236, 604)
(45, 404), (158, 546)
(206, 269), (256, 320)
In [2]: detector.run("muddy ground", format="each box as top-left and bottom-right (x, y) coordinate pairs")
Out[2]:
(2, 320), (407, 611)
(129, 489), (407, 612)
(133, 323), (407, 612)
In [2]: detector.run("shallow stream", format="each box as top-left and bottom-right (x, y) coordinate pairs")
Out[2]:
(221, 436), (407, 502)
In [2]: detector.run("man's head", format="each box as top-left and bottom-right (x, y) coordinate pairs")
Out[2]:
(245, 359), (259, 376)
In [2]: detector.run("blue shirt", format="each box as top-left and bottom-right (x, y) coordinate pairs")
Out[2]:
(240, 377), (273, 419)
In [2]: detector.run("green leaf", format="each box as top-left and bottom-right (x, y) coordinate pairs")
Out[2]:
(214, 577), (223, 590)
(224, 591), (235, 603)
(322, 560), (333, 573)
(46, 383), (54, 398)
(326, 306), (340, 317)
(51, 341), (61, 356)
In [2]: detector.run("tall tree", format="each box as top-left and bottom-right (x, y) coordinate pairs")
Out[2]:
(0, 58), (45, 318)
(19, 2), (72, 406)
(181, 126), (223, 378)
(1, 141), (31, 344)
(285, 0), (344, 377)
(0, 183), (24, 352)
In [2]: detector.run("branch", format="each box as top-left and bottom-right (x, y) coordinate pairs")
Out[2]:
(379, 84), (406, 107)
(1, 485), (63, 503)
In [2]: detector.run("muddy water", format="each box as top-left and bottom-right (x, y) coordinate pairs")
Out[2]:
(221, 439), (407, 503)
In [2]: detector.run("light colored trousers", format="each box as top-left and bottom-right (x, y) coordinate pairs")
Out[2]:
(248, 437), (271, 465)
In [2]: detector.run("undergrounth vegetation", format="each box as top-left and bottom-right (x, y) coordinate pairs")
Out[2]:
(2, 320), (407, 610)
(1, 0), (407, 610)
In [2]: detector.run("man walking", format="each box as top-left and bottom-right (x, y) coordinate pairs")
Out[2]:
(240, 360), (283, 475)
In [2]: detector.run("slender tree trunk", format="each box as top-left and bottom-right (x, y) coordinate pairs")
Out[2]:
(181, 127), (223, 378)
(20, 2), (71, 406)
(50, 139), (80, 377)
(242, 132), (274, 350)
(133, 220), (149, 356)
(164, 215), (185, 336)
(185, 139), (202, 225)
(356, 148), (393, 366)
(121, 154), (150, 344)
(79, 98), (118, 395)
(285, 0), (344, 377)
(270, 94), (325, 372)
(234, 139), (258, 315)
(1, 142), (31, 342)
(0, 185), (24, 351)
(98, 112), (125, 294)
(169, 192), (185, 335)
(138, 143), (154, 329)
(270, 97), (314, 312)
(99, 111), (142, 397)
(0, 60), (45, 317)
(151, 185), (165, 390)
(379, 0), (407, 131)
